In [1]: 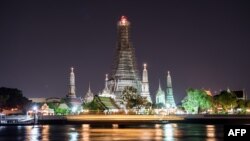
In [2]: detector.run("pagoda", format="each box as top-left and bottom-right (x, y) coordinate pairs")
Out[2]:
(108, 16), (141, 102)
(165, 71), (176, 108)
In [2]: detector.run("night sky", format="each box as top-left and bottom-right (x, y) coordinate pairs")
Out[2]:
(1, 0), (250, 103)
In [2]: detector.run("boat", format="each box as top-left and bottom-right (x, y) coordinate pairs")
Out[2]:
(0, 113), (34, 125)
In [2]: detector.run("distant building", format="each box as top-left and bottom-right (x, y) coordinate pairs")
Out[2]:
(65, 67), (83, 111)
(204, 90), (213, 96)
(29, 97), (61, 103)
(67, 67), (76, 98)
(99, 74), (115, 99)
(40, 103), (54, 115)
(155, 80), (165, 106)
(92, 95), (119, 112)
(165, 71), (176, 108)
(46, 97), (61, 103)
(84, 83), (94, 103)
(107, 16), (141, 104)
(28, 98), (46, 103)
(233, 90), (247, 100)
(141, 64), (152, 102)
(227, 88), (247, 100)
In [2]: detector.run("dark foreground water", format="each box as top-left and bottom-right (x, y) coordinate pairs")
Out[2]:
(0, 124), (223, 141)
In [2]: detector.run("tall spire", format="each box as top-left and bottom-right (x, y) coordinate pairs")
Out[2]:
(167, 71), (172, 88)
(88, 82), (91, 93)
(99, 74), (115, 99)
(165, 70), (176, 108)
(104, 74), (109, 91)
(84, 82), (94, 103)
(158, 79), (162, 91)
(142, 63), (148, 82)
(141, 63), (151, 102)
(109, 16), (141, 102)
(117, 16), (130, 44)
(155, 79), (165, 106)
(68, 67), (76, 98)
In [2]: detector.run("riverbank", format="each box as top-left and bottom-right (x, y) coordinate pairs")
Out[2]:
(37, 114), (250, 125)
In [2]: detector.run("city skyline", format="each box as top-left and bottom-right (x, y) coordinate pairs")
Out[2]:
(0, 0), (250, 103)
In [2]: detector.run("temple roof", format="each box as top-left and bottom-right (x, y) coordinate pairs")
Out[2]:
(156, 80), (165, 96)
(93, 95), (119, 110)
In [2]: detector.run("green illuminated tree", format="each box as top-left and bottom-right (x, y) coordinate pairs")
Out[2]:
(182, 88), (212, 114)
(47, 102), (58, 110)
(54, 107), (69, 115)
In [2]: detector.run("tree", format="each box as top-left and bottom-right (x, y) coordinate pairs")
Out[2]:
(236, 99), (246, 114)
(54, 108), (69, 115)
(214, 90), (237, 113)
(47, 102), (59, 110)
(246, 100), (250, 108)
(0, 95), (9, 108)
(182, 88), (213, 114)
(122, 86), (148, 110)
(0, 87), (30, 110)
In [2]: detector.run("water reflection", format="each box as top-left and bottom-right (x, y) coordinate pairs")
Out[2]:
(69, 132), (78, 141)
(26, 125), (40, 141)
(164, 124), (175, 141)
(206, 125), (221, 141)
(41, 125), (50, 141)
(0, 124), (223, 141)
(81, 124), (90, 141)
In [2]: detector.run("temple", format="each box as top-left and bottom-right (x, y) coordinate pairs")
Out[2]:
(99, 74), (115, 99)
(165, 71), (176, 108)
(67, 67), (76, 98)
(107, 16), (142, 103)
(84, 83), (94, 103)
(141, 63), (151, 102)
(65, 67), (83, 112)
(155, 80), (165, 106)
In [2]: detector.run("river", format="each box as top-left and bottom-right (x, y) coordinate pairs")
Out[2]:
(0, 123), (223, 141)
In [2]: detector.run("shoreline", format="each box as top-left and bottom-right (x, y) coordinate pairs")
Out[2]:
(39, 114), (250, 125)
(2, 114), (250, 125)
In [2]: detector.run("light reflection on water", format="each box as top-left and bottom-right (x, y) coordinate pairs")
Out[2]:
(0, 124), (223, 141)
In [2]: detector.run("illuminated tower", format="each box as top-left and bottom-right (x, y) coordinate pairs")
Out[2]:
(108, 16), (141, 101)
(99, 74), (115, 99)
(165, 71), (176, 108)
(67, 67), (76, 98)
(84, 83), (94, 103)
(156, 80), (165, 106)
(65, 67), (83, 112)
(141, 63), (152, 102)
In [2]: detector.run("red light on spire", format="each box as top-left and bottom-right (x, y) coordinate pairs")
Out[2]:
(121, 16), (127, 20)
(120, 15), (128, 25)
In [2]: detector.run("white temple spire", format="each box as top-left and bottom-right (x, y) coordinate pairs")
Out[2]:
(141, 63), (151, 102)
(158, 79), (162, 91)
(84, 81), (94, 103)
(142, 63), (148, 82)
(166, 70), (176, 108)
(68, 67), (76, 98)
(167, 71), (172, 88)
(88, 82), (91, 92)
(105, 74), (109, 89)
(156, 79), (165, 106)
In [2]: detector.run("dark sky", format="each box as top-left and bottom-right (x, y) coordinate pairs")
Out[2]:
(1, 0), (250, 103)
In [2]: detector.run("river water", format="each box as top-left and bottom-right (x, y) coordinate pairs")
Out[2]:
(0, 123), (223, 141)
